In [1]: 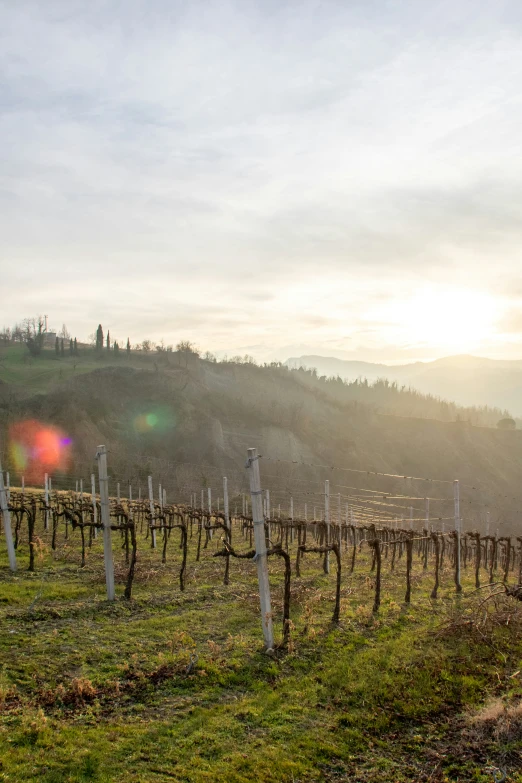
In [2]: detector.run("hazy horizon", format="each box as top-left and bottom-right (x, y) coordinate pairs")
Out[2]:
(3, 1), (522, 364)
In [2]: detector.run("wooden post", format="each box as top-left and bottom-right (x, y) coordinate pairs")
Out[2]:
(159, 483), (163, 510)
(44, 472), (49, 531)
(6, 472), (9, 503)
(0, 458), (16, 571)
(148, 476), (156, 548)
(246, 448), (274, 649)
(91, 473), (98, 539)
(117, 482), (121, 505)
(324, 480), (330, 574)
(21, 475), (25, 499)
(208, 487), (213, 539)
(454, 479), (462, 593)
(163, 488), (166, 507)
(96, 445), (115, 600)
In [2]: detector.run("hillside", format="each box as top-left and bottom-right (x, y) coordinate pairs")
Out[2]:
(286, 354), (522, 417)
(1, 346), (522, 533)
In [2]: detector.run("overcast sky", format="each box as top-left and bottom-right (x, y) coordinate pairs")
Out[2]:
(2, 0), (522, 363)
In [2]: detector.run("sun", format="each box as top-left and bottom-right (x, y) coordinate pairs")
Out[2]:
(371, 287), (499, 354)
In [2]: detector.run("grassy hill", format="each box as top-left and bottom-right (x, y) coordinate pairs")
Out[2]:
(1, 344), (522, 534)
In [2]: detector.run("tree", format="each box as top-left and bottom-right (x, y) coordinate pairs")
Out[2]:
(114, 341), (119, 356)
(73, 337), (78, 355)
(61, 338), (65, 357)
(126, 338), (131, 354)
(60, 324), (70, 340)
(55, 337), (60, 356)
(24, 316), (45, 357)
(106, 330), (110, 351)
(0, 328), (12, 345)
(141, 339), (154, 352)
(497, 418), (516, 430)
(176, 340), (200, 357)
(69, 338), (74, 355)
(96, 325), (103, 353)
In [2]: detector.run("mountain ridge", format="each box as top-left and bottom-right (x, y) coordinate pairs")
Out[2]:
(285, 354), (522, 416)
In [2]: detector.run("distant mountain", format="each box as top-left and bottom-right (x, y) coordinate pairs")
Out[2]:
(285, 354), (522, 417)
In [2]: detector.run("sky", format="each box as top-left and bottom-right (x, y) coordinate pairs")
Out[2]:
(2, 0), (522, 364)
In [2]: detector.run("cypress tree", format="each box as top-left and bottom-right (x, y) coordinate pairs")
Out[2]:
(61, 338), (65, 357)
(96, 324), (103, 352)
(126, 338), (131, 354)
(74, 337), (78, 355)
(106, 331), (110, 351)
(69, 338), (74, 354)
(55, 337), (60, 356)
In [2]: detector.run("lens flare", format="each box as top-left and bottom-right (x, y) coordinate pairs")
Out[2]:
(133, 408), (176, 434)
(9, 420), (72, 481)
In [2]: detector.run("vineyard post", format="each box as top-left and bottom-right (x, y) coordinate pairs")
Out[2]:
(304, 503), (307, 521)
(208, 488), (213, 539)
(290, 496), (294, 542)
(49, 476), (52, 494)
(201, 490), (205, 511)
(454, 479), (462, 592)
(246, 448), (274, 649)
(163, 489), (166, 507)
(80, 479), (84, 526)
(21, 475), (25, 499)
(96, 445), (115, 600)
(44, 472), (49, 531)
(117, 483), (121, 505)
(486, 511), (490, 536)
(159, 484), (163, 510)
(324, 480), (330, 574)
(223, 477), (230, 530)
(409, 506), (413, 530)
(91, 473), (98, 539)
(425, 497), (429, 528)
(148, 476), (156, 548)
(0, 458), (17, 572)
(6, 472), (9, 503)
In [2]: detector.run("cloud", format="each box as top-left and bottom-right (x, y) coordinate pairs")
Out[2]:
(2, 1), (522, 359)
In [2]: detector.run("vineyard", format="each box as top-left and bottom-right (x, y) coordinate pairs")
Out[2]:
(1, 446), (522, 782)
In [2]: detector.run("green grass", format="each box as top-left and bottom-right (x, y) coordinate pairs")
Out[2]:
(0, 523), (521, 782)
(0, 344), (157, 395)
